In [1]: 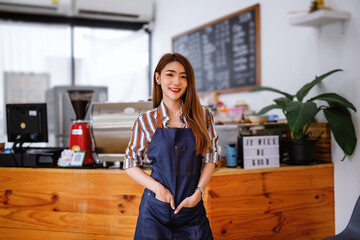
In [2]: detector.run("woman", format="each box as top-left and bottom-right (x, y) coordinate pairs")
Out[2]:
(124, 53), (219, 239)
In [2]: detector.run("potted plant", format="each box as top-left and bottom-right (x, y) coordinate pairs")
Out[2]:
(250, 69), (357, 164)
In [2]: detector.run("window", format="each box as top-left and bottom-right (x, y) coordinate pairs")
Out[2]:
(0, 21), (71, 140)
(0, 20), (150, 143)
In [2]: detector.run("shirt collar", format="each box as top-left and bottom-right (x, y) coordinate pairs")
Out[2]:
(159, 100), (184, 120)
(159, 100), (187, 128)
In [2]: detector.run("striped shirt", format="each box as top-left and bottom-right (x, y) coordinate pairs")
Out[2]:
(123, 100), (219, 169)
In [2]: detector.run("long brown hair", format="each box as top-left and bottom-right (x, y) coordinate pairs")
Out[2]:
(152, 53), (210, 154)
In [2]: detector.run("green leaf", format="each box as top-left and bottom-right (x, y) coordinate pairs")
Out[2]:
(324, 107), (357, 156)
(274, 97), (291, 110)
(286, 102), (318, 139)
(257, 104), (282, 115)
(309, 93), (357, 112)
(296, 69), (343, 102)
(328, 102), (350, 113)
(250, 86), (294, 100)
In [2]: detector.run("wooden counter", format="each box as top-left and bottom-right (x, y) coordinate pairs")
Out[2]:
(207, 164), (334, 239)
(0, 164), (334, 239)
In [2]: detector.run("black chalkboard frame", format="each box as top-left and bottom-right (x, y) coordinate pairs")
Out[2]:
(172, 4), (261, 95)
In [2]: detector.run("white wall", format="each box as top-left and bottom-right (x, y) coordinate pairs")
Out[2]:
(152, 0), (360, 233)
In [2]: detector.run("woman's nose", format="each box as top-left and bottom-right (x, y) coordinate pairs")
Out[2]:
(173, 75), (180, 84)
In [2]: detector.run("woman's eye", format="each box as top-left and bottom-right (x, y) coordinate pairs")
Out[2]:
(167, 73), (173, 77)
(181, 76), (187, 79)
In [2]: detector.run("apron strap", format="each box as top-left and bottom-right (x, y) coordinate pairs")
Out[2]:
(156, 107), (163, 128)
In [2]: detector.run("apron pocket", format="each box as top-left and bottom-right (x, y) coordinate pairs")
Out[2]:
(148, 191), (171, 206)
(179, 200), (201, 215)
(173, 202), (201, 239)
(141, 190), (172, 239)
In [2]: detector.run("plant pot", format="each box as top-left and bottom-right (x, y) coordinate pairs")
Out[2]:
(284, 139), (317, 165)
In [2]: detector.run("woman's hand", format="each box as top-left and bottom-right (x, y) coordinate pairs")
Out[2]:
(174, 190), (202, 214)
(154, 186), (175, 210)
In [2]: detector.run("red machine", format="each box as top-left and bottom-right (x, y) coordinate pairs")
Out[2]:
(68, 90), (95, 165)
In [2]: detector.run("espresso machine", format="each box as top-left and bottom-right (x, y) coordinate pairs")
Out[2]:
(91, 101), (153, 167)
(68, 90), (95, 165)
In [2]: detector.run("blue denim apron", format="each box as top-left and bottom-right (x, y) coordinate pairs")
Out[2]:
(134, 108), (213, 240)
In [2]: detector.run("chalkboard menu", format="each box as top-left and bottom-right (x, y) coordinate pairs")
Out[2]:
(172, 4), (260, 93)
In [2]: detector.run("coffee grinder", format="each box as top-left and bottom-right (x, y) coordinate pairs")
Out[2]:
(68, 90), (95, 165)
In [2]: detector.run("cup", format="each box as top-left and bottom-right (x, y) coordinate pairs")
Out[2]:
(225, 144), (237, 168)
(229, 107), (243, 122)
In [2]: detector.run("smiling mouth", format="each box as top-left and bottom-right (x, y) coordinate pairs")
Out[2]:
(170, 88), (181, 93)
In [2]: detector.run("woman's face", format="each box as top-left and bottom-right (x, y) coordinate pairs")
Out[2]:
(156, 61), (188, 104)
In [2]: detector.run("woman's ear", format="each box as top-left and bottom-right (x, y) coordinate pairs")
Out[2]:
(155, 72), (161, 85)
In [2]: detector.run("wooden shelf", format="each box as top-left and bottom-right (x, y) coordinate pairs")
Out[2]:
(290, 10), (350, 27)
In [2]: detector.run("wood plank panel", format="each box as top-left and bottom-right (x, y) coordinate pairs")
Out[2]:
(0, 208), (137, 237)
(0, 227), (130, 240)
(211, 165), (333, 193)
(0, 168), (143, 216)
(0, 188), (141, 216)
(207, 188), (333, 217)
(206, 164), (334, 240)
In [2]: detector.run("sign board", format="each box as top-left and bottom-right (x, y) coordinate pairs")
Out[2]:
(242, 135), (280, 169)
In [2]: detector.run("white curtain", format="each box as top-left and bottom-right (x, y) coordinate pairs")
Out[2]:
(74, 27), (150, 102)
(0, 20), (71, 143)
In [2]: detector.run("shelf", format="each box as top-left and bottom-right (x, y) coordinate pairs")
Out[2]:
(289, 10), (350, 27)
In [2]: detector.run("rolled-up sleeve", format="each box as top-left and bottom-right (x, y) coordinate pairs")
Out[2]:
(123, 118), (147, 169)
(204, 108), (219, 164)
